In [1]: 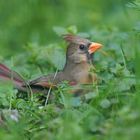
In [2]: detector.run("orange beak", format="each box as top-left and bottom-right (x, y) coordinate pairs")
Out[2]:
(88, 42), (102, 54)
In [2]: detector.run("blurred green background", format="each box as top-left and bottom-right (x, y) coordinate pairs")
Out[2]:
(0, 0), (138, 56)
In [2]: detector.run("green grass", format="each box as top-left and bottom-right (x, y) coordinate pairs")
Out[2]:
(0, 0), (140, 140)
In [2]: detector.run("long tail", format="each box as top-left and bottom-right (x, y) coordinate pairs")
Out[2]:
(0, 63), (26, 91)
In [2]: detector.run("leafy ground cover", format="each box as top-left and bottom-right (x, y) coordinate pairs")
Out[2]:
(0, 0), (140, 140)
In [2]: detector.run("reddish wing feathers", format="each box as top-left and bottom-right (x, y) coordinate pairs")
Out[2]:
(0, 63), (78, 93)
(0, 63), (57, 91)
(28, 76), (57, 88)
(0, 63), (55, 94)
(33, 81), (56, 88)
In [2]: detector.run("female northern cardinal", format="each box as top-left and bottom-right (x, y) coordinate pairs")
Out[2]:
(0, 34), (102, 94)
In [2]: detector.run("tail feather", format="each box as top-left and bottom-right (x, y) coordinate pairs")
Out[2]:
(0, 63), (25, 86)
(0, 63), (11, 72)
(0, 63), (24, 82)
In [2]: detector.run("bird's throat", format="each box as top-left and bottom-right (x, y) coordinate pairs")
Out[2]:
(63, 61), (91, 75)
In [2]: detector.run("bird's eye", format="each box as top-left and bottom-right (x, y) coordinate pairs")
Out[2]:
(79, 44), (85, 50)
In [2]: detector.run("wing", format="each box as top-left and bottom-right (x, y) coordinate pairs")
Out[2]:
(22, 72), (78, 94)
(26, 72), (77, 90)
(28, 75), (57, 88)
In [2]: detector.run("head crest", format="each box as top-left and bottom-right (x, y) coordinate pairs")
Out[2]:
(62, 34), (90, 44)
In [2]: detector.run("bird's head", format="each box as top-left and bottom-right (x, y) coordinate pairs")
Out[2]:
(63, 34), (102, 64)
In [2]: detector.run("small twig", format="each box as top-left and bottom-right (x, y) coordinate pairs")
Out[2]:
(44, 69), (58, 106)
(120, 43), (127, 70)
(9, 58), (14, 110)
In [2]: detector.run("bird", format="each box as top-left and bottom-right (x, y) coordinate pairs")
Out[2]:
(0, 34), (102, 95)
